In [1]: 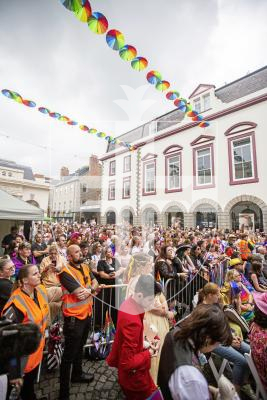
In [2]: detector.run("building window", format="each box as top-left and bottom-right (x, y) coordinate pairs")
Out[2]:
(109, 160), (116, 176)
(166, 154), (181, 192)
(233, 137), (253, 179)
(82, 184), (87, 193)
(193, 98), (201, 113)
(227, 132), (258, 185)
(123, 177), (131, 198)
(203, 94), (210, 111)
(1, 171), (6, 176)
(123, 155), (131, 172)
(108, 181), (115, 200)
(193, 144), (215, 189)
(8, 172), (12, 177)
(143, 161), (156, 195)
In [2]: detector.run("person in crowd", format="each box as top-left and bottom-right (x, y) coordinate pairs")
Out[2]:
(116, 243), (131, 270)
(130, 236), (142, 255)
(229, 257), (254, 292)
(249, 291), (267, 391)
(244, 254), (253, 280)
(0, 256), (15, 313)
(107, 274), (160, 400)
(145, 283), (174, 384)
(148, 239), (161, 261)
(225, 234), (237, 258)
(125, 253), (154, 298)
(97, 247), (123, 285)
(6, 239), (19, 258)
(198, 283), (255, 398)
(158, 304), (232, 400)
(80, 241), (91, 265)
(175, 243), (195, 275)
(91, 241), (102, 270)
(31, 233), (49, 265)
(12, 242), (36, 276)
(58, 244), (99, 400)
(67, 232), (82, 247)
(2, 264), (49, 400)
(39, 244), (64, 324)
(155, 245), (187, 282)
(56, 234), (67, 259)
(239, 233), (253, 261)
(250, 260), (267, 292)
(1, 226), (18, 254)
(221, 269), (254, 322)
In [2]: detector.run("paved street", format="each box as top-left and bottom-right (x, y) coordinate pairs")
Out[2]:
(35, 360), (125, 400)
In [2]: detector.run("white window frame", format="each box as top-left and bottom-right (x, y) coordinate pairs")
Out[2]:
(167, 154), (181, 191)
(144, 161), (156, 194)
(231, 136), (254, 181)
(196, 147), (212, 186)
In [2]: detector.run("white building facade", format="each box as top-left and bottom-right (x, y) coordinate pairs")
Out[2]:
(100, 66), (267, 231)
(0, 160), (50, 214)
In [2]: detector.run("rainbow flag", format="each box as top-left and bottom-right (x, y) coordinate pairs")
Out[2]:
(104, 310), (116, 343)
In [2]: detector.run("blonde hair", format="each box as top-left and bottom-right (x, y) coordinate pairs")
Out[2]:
(225, 269), (237, 282)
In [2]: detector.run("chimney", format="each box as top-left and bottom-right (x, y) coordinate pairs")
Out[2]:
(60, 166), (69, 179)
(89, 155), (100, 176)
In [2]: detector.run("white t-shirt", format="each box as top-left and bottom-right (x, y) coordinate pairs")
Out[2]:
(168, 365), (210, 400)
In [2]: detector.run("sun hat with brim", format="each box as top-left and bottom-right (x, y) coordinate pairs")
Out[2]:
(176, 244), (191, 252)
(253, 291), (267, 315)
(229, 258), (242, 267)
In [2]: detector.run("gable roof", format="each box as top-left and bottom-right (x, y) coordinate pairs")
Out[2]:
(189, 84), (215, 99)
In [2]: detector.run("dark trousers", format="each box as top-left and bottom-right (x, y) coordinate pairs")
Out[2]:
(20, 365), (39, 400)
(59, 316), (91, 399)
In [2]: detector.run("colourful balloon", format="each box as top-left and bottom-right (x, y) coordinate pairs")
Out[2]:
(166, 91), (180, 100)
(68, 120), (78, 125)
(79, 124), (89, 131)
(49, 112), (61, 119)
(131, 57), (148, 71)
(22, 99), (36, 107)
(74, 0), (92, 22)
(119, 45), (137, 61)
(199, 121), (210, 128)
(38, 107), (50, 114)
(146, 70), (162, 84)
(1, 89), (23, 103)
(155, 80), (170, 92)
(59, 116), (70, 122)
(106, 29), (125, 51)
(89, 128), (97, 134)
(174, 99), (186, 108)
(88, 11), (108, 34)
(97, 132), (106, 137)
(187, 110), (198, 117)
(192, 115), (203, 122)
(185, 103), (193, 112)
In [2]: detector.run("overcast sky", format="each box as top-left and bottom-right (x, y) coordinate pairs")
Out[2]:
(0, 0), (266, 178)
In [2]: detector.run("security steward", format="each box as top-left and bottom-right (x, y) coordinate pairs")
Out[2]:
(2, 264), (49, 400)
(58, 244), (99, 400)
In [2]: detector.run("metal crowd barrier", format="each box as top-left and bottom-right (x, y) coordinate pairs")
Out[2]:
(163, 269), (210, 320)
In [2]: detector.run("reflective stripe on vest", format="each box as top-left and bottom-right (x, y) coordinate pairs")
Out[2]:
(2, 286), (49, 373)
(60, 264), (92, 319)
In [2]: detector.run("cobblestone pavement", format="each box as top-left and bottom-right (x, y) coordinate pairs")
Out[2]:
(35, 360), (125, 400)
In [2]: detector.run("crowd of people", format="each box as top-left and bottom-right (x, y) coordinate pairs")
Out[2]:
(0, 221), (267, 400)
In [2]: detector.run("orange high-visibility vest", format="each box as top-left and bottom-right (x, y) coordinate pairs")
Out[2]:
(239, 240), (251, 261)
(3, 285), (49, 373)
(60, 264), (92, 320)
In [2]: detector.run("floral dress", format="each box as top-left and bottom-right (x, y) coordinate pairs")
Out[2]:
(249, 322), (267, 391)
